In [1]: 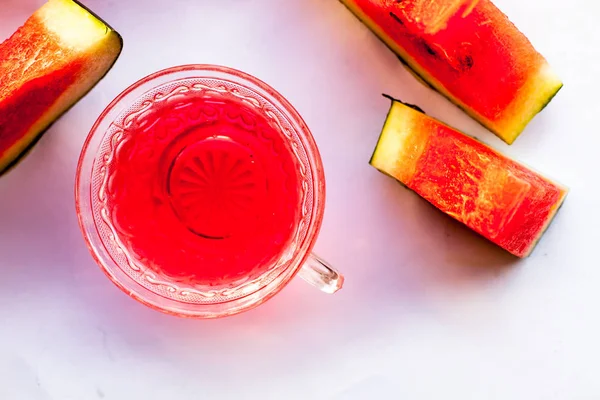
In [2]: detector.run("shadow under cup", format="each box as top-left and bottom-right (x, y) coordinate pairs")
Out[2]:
(75, 65), (343, 318)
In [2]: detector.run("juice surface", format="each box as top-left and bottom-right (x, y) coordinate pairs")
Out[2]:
(106, 93), (301, 286)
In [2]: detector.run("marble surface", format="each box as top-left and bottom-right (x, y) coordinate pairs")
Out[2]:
(0, 0), (597, 398)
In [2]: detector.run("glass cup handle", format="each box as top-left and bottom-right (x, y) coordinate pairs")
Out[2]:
(298, 253), (344, 294)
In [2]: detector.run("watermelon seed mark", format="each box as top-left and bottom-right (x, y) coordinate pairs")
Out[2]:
(389, 12), (404, 26)
(460, 54), (474, 70)
(423, 42), (437, 56)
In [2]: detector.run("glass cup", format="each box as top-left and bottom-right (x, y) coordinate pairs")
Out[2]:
(75, 65), (343, 318)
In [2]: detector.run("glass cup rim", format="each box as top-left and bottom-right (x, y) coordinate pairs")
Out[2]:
(75, 64), (326, 318)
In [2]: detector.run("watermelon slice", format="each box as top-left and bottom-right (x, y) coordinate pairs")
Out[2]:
(340, 0), (562, 144)
(0, 0), (123, 175)
(370, 96), (568, 258)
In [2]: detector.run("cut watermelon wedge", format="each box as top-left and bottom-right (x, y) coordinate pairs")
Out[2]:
(370, 96), (568, 258)
(340, 0), (562, 144)
(0, 0), (123, 175)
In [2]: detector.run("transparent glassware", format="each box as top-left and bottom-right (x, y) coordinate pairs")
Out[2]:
(75, 65), (343, 318)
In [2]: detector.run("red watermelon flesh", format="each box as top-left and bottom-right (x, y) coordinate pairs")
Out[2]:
(340, 0), (562, 144)
(370, 97), (568, 258)
(0, 0), (122, 174)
